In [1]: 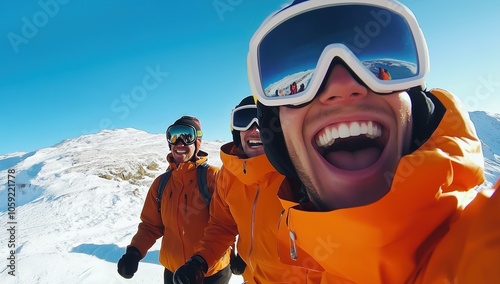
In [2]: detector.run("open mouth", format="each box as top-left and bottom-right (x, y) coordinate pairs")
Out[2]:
(246, 139), (263, 148)
(315, 121), (387, 171)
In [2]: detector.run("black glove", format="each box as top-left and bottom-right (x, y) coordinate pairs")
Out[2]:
(230, 253), (246, 275)
(117, 246), (142, 279)
(173, 255), (208, 284)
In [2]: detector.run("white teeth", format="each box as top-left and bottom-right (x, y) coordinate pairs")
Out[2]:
(360, 121), (368, 134)
(338, 123), (349, 138)
(367, 121), (373, 136)
(350, 122), (361, 136)
(316, 121), (382, 147)
(248, 139), (263, 148)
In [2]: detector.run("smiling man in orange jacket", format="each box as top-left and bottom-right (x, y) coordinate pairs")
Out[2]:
(250, 0), (500, 283)
(117, 115), (231, 284)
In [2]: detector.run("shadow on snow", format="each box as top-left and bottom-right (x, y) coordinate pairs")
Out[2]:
(71, 243), (160, 264)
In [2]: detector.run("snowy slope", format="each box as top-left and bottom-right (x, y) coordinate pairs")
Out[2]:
(1, 111), (499, 283)
(0, 129), (239, 283)
(470, 111), (500, 186)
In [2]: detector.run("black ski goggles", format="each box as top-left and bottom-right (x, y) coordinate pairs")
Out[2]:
(166, 125), (202, 145)
(231, 105), (259, 131)
(247, 0), (429, 106)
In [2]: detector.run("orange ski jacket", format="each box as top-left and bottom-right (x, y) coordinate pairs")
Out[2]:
(129, 151), (230, 276)
(196, 143), (322, 283)
(276, 89), (497, 283)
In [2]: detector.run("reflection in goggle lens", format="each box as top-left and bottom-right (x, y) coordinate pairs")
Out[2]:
(166, 125), (197, 145)
(259, 5), (419, 98)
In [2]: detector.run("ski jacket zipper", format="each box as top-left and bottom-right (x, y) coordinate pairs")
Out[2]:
(247, 184), (260, 271)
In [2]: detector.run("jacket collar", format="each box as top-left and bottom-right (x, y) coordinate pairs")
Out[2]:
(166, 150), (209, 171)
(220, 142), (277, 185)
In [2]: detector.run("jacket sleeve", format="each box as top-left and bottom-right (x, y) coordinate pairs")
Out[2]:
(418, 179), (500, 283)
(455, 179), (500, 282)
(129, 176), (165, 257)
(197, 168), (238, 268)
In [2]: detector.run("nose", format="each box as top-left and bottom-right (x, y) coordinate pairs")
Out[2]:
(248, 123), (260, 133)
(317, 63), (368, 104)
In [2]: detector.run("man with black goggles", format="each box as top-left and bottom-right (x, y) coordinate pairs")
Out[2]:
(174, 96), (322, 283)
(118, 115), (232, 284)
(252, 0), (499, 283)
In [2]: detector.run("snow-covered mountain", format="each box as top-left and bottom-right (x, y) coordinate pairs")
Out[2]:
(1, 111), (499, 283)
(470, 111), (500, 185)
(264, 69), (314, 97)
(0, 129), (235, 283)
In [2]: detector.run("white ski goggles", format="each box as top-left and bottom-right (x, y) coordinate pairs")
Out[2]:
(248, 0), (429, 106)
(231, 105), (259, 131)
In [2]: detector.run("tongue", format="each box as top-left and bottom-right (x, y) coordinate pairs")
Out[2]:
(325, 147), (381, 170)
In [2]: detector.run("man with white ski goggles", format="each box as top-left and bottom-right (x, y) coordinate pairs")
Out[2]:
(248, 0), (429, 107)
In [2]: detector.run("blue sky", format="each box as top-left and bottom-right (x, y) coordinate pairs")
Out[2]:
(1, 0), (499, 156)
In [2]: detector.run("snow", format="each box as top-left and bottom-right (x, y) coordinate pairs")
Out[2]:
(1, 111), (499, 283)
(0, 128), (241, 283)
(469, 111), (500, 186)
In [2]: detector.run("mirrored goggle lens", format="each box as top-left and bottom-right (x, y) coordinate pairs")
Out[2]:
(232, 105), (259, 131)
(166, 125), (197, 145)
(258, 4), (420, 98)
